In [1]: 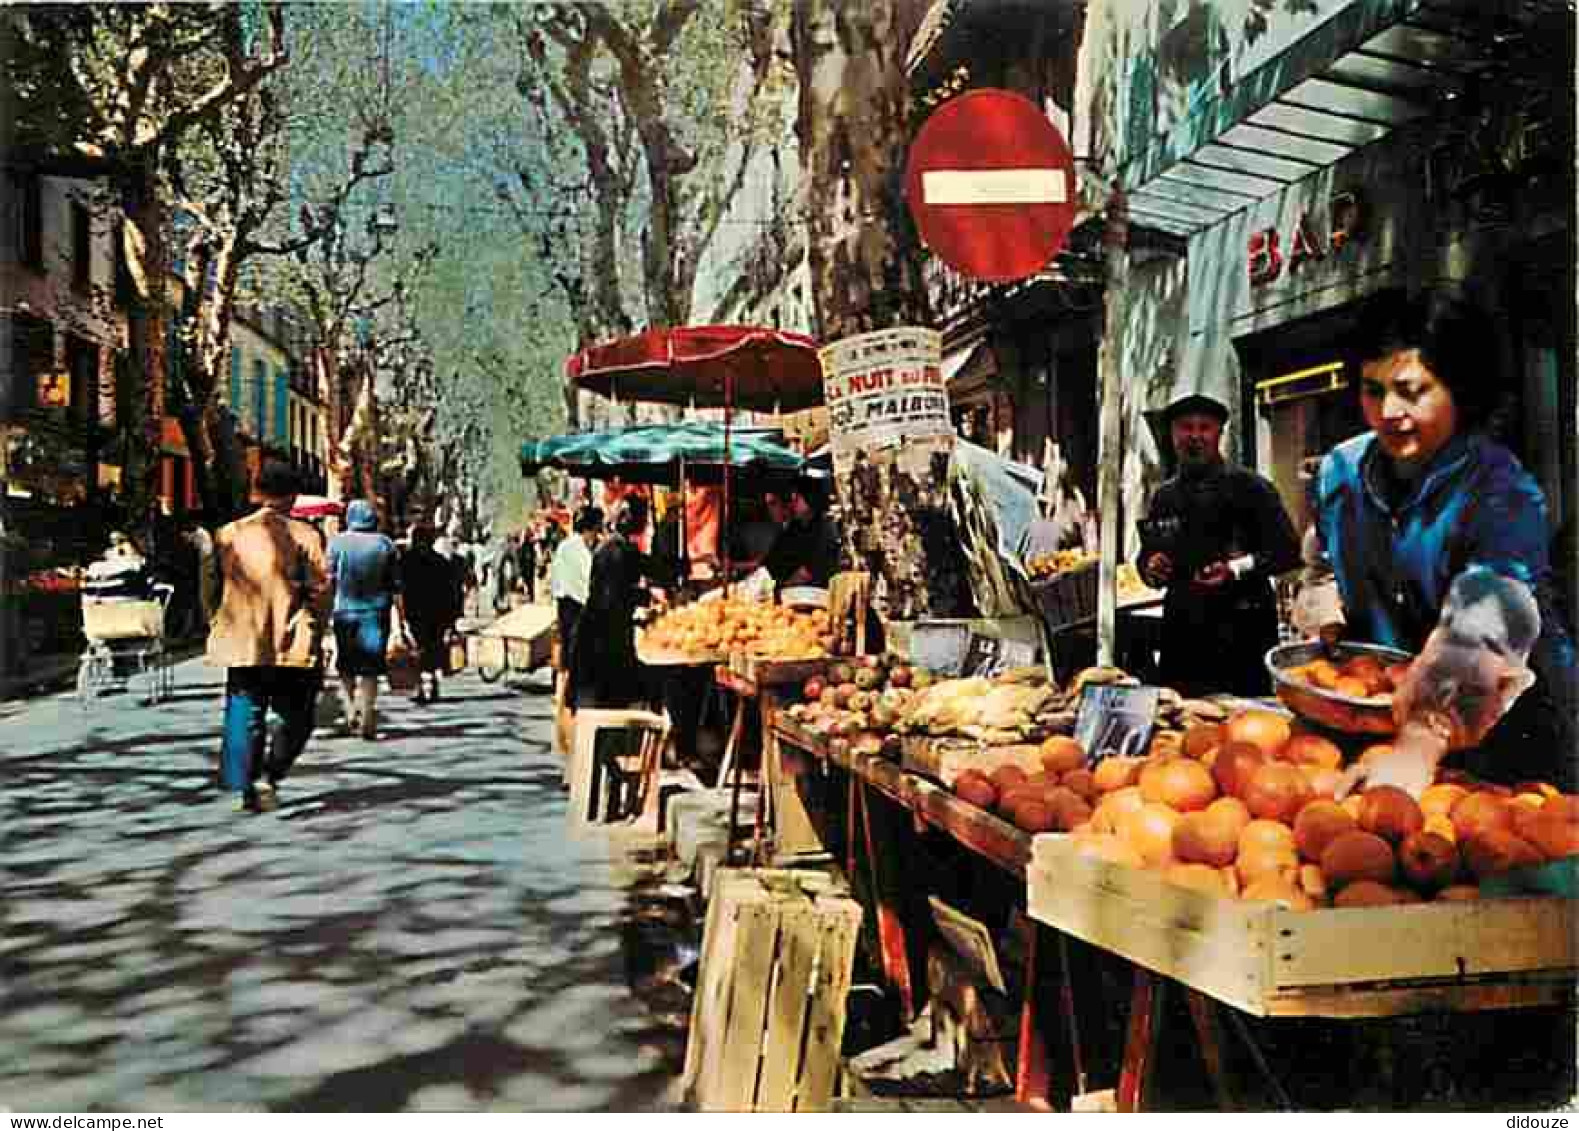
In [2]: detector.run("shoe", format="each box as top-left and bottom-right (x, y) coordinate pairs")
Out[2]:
(236, 789), (260, 813)
(255, 781), (279, 812)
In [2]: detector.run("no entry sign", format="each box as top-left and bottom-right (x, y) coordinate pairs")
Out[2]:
(904, 89), (1077, 282)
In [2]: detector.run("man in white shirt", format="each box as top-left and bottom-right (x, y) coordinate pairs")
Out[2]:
(550, 506), (604, 666)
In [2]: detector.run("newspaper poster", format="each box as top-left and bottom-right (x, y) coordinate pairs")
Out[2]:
(820, 328), (968, 620)
(820, 326), (953, 480)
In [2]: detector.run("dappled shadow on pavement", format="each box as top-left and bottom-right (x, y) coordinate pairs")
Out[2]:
(1, 660), (690, 1111)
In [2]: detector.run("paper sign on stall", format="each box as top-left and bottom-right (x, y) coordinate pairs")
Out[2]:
(1074, 685), (1160, 765)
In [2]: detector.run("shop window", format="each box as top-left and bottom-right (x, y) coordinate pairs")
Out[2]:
(251, 358), (267, 437)
(5, 314), (52, 415)
(70, 201), (92, 293)
(113, 219), (134, 305)
(15, 173), (43, 271)
(1254, 362), (1364, 534)
(66, 336), (98, 429)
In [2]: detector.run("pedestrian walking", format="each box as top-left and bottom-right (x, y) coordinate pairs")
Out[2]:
(489, 535), (518, 614)
(327, 499), (401, 739)
(399, 522), (464, 704)
(205, 460), (330, 813)
(516, 528), (538, 603)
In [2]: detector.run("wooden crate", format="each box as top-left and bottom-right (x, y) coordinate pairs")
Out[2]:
(682, 868), (863, 1112)
(728, 653), (831, 689)
(1027, 836), (1578, 1018)
(901, 736), (1044, 787)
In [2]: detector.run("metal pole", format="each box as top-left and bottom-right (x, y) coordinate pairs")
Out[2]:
(1096, 188), (1130, 667)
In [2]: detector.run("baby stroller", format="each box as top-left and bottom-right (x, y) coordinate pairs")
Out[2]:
(77, 556), (175, 706)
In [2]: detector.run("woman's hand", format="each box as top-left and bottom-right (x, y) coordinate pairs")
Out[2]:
(1141, 551), (1173, 588)
(1336, 719), (1445, 799)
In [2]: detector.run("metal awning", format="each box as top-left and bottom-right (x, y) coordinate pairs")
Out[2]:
(1122, 0), (1500, 236)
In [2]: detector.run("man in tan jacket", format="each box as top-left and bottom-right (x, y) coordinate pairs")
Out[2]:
(207, 461), (331, 812)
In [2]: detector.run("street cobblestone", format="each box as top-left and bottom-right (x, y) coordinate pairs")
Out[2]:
(1, 658), (688, 1112)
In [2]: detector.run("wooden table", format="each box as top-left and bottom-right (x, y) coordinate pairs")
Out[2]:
(774, 717), (1082, 1108)
(1027, 836), (1579, 1110)
(713, 656), (831, 864)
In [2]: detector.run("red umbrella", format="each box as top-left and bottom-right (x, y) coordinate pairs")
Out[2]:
(565, 325), (824, 589)
(564, 325), (823, 413)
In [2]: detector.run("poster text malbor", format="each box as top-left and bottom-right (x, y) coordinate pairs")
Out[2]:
(821, 327), (952, 465)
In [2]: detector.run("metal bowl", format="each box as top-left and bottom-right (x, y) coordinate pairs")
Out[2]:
(1264, 640), (1414, 736)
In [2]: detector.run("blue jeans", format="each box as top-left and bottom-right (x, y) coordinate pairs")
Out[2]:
(220, 667), (323, 794)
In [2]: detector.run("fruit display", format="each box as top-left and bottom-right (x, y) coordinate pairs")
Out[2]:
(781, 656), (925, 759)
(955, 706), (1579, 907)
(1280, 651), (1414, 702)
(1024, 549), (1096, 581)
(641, 598), (831, 659)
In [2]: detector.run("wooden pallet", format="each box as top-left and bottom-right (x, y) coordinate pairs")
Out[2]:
(682, 868), (864, 1112)
(1027, 836), (1579, 1018)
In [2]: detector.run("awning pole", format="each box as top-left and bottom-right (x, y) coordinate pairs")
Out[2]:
(1096, 187), (1130, 668)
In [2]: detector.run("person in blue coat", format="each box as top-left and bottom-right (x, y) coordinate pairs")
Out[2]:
(1303, 289), (1576, 792)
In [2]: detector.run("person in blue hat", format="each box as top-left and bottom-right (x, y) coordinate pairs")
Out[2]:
(327, 499), (400, 738)
(1136, 392), (1301, 696)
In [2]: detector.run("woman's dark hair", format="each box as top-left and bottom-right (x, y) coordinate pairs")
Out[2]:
(614, 496), (648, 536)
(1354, 287), (1501, 429)
(575, 506), (605, 534)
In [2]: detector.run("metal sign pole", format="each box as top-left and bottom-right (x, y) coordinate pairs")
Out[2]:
(1096, 188), (1130, 668)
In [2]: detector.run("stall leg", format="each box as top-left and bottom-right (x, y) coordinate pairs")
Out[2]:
(1014, 921), (1074, 1110)
(859, 780), (916, 1024)
(1057, 933), (1089, 1099)
(723, 696), (747, 864)
(1117, 969), (1164, 1113)
(1185, 989), (1234, 1110)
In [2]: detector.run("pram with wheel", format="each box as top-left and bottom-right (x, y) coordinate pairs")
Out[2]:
(77, 557), (175, 705)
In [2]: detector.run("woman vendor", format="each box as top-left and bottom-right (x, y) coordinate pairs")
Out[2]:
(1298, 288), (1576, 794)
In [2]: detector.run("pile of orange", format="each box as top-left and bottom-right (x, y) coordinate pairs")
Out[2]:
(643, 599), (831, 659)
(952, 708), (1579, 908)
(1282, 652), (1411, 700)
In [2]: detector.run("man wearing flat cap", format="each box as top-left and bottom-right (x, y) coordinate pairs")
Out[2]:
(1136, 393), (1300, 695)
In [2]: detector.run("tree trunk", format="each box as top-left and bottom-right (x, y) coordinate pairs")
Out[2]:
(119, 168), (170, 535)
(792, 0), (971, 619)
(792, 0), (930, 339)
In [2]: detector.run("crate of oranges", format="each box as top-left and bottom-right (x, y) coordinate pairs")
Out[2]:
(1021, 711), (1578, 1017)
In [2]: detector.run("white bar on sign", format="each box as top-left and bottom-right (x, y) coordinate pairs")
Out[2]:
(921, 168), (1067, 206)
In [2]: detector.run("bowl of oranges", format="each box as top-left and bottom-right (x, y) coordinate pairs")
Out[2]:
(1265, 640), (1415, 736)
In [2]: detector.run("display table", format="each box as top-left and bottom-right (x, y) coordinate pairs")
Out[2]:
(1026, 835), (1578, 1110)
(773, 717), (1076, 1106)
(714, 657), (831, 863)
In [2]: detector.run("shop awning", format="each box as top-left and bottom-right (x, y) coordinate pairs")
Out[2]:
(1122, 0), (1492, 236)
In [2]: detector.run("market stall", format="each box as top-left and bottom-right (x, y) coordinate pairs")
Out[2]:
(755, 634), (1578, 1108)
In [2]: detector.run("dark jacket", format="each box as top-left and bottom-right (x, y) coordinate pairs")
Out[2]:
(1137, 461), (1300, 696)
(764, 514), (842, 589)
(566, 533), (655, 711)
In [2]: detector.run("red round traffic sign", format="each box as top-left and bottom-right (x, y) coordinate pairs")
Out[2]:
(904, 88), (1077, 282)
